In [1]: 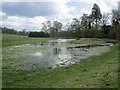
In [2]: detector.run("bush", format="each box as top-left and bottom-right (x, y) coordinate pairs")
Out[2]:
(28, 32), (49, 37)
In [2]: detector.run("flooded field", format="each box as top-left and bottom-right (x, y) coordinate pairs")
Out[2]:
(3, 39), (114, 70)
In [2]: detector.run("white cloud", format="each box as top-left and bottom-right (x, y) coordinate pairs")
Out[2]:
(2, 0), (71, 2)
(74, 0), (119, 14)
(53, 3), (75, 22)
(1, 15), (47, 31)
(0, 12), (6, 17)
(52, 0), (120, 28)
(1, 0), (120, 31)
(1, 1), (75, 30)
(0, 12), (6, 25)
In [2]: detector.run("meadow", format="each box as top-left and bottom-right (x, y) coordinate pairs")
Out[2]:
(2, 34), (56, 48)
(2, 34), (118, 88)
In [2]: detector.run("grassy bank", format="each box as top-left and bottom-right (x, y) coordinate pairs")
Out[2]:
(2, 34), (55, 47)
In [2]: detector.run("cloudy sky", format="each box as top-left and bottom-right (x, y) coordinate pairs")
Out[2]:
(0, 0), (119, 31)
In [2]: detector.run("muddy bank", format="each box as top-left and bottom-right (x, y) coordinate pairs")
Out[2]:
(67, 43), (117, 49)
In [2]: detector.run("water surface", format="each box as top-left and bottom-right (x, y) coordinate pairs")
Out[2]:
(3, 39), (114, 70)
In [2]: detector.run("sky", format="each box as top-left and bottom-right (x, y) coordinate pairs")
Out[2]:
(0, 0), (119, 31)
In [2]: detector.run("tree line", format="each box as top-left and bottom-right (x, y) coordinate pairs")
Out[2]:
(0, 27), (50, 37)
(41, 4), (120, 39)
(1, 27), (29, 36)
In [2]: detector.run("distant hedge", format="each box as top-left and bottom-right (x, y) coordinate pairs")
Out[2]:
(28, 32), (49, 37)
(1, 27), (29, 36)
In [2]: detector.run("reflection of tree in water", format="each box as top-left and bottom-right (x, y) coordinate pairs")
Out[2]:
(53, 48), (61, 55)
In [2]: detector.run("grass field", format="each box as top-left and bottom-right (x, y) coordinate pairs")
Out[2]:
(2, 34), (56, 48)
(2, 34), (119, 88)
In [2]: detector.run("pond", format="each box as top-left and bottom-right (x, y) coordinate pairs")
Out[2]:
(3, 39), (115, 70)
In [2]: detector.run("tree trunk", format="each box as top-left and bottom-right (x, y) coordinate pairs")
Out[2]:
(96, 19), (97, 29)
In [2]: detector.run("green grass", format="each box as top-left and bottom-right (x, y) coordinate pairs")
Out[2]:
(2, 34), (55, 47)
(3, 45), (118, 88)
(2, 34), (118, 88)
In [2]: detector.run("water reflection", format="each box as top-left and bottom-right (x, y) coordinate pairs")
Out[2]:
(3, 39), (115, 70)
(30, 45), (110, 69)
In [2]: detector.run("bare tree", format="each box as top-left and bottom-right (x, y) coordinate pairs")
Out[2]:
(101, 13), (110, 25)
(41, 21), (51, 33)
